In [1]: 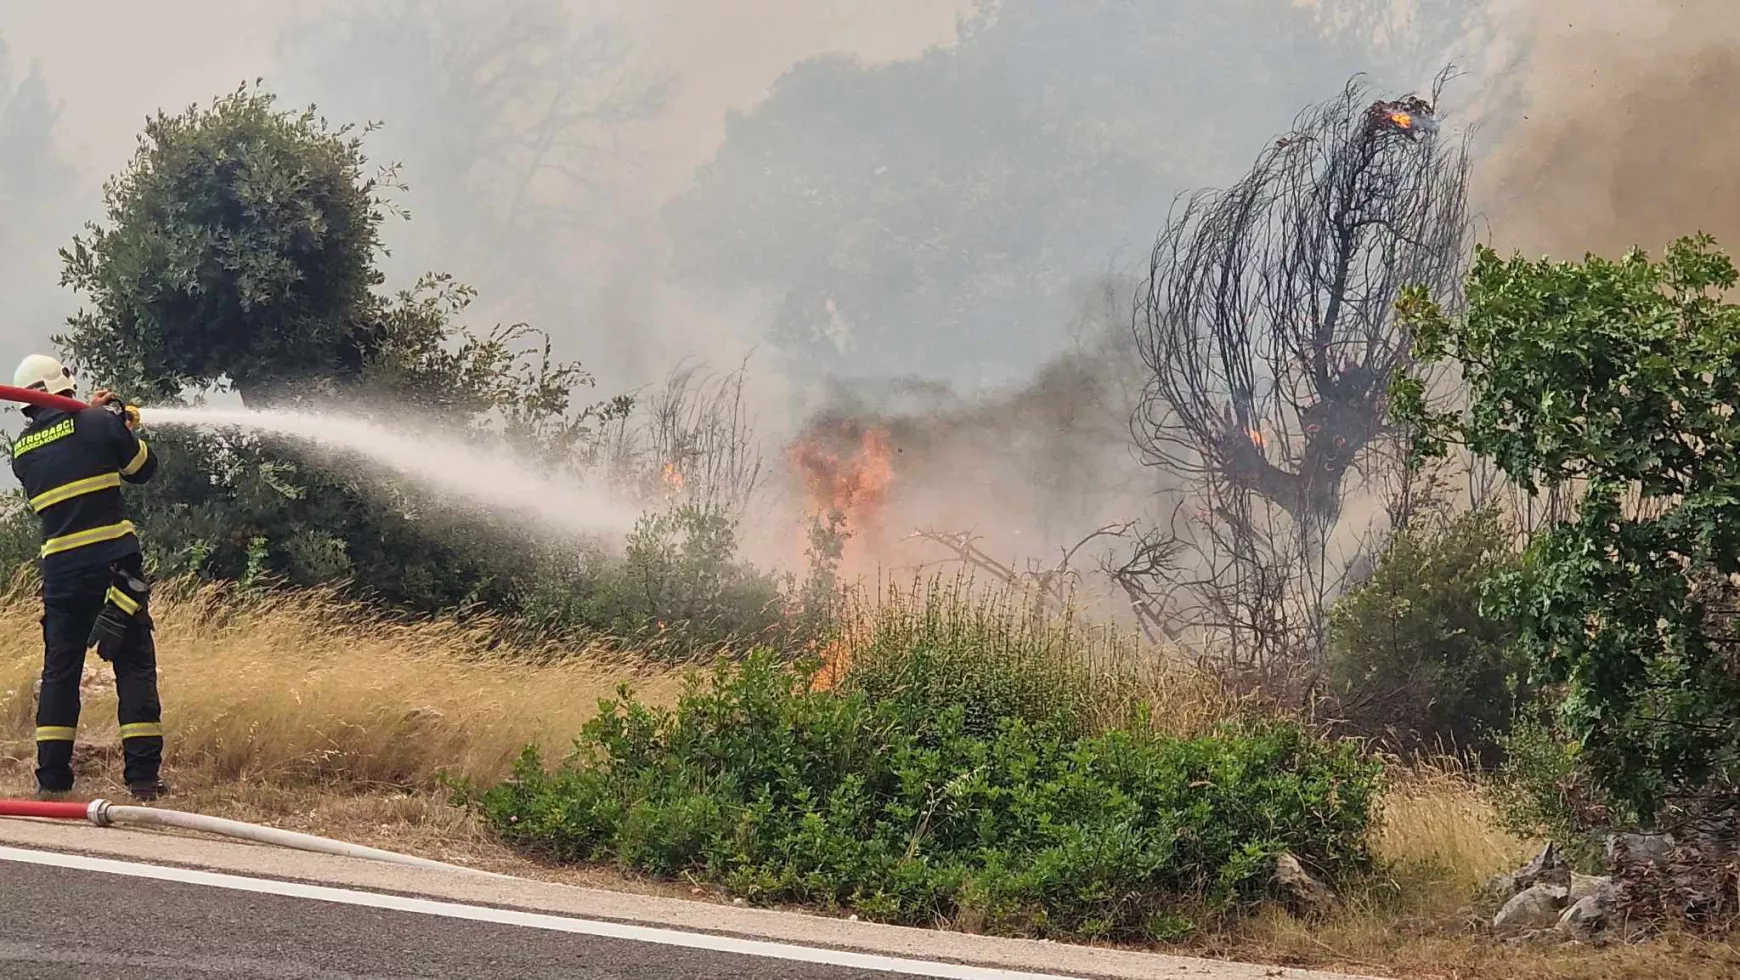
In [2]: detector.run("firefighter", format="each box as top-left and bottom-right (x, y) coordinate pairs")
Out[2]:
(9, 354), (166, 801)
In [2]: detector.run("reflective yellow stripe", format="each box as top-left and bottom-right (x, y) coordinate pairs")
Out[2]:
(106, 586), (141, 615)
(28, 472), (122, 512)
(34, 726), (76, 742)
(41, 521), (136, 558)
(121, 440), (149, 476)
(118, 722), (163, 739)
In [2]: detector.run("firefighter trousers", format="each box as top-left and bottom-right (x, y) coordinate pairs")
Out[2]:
(35, 554), (162, 792)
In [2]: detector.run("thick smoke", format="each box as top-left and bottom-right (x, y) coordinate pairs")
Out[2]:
(778, 0), (1740, 590)
(759, 277), (1157, 581)
(1481, 0), (1740, 260)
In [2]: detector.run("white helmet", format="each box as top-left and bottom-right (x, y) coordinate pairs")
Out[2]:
(13, 354), (75, 397)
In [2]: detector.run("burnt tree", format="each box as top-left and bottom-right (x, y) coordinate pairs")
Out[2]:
(1132, 74), (1470, 535)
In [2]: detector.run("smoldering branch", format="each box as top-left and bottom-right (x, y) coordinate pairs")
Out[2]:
(1132, 72), (1472, 532)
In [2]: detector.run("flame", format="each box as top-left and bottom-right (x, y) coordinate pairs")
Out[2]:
(790, 424), (895, 526)
(788, 421), (897, 572)
(1388, 111), (1414, 130)
(662, 461), (686, 492)
(808, 612), (873, 693)
(1247, 428), (1266, 449)
(809, 637), (853, 692)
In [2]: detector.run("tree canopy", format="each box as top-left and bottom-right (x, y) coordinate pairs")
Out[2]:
(1398, 234), (1740, 817)
(41, 85), (633, 626)
(1134, 77), (1470, 531)
(57, 85), (390, 405)
(19, 83), (798, 657)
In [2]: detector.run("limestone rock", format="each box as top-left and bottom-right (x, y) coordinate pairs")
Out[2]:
(1568, 872), (1611, 905)
(1515, 842), (1572, 890)
(1494, 883), (1569, 931)
(1272, 852), (1334, 914)
(1606, 832), (1674, 870)
(1482, 871), (1520, 902)
(1557, 892), (1607, 940)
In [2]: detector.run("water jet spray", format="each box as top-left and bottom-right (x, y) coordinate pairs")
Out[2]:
(0, 388), (640, 540)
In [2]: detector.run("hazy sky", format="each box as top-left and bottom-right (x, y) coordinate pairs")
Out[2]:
(0, 0), (977, 408)
(0, 0), (967, 203)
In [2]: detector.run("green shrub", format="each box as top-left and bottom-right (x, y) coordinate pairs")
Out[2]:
(508, 505), (788, 658)
(1326, 507), (1527, 758)
(1397, 236), (1740, 817)
(1489, 713), (1626, 868)
(0, 497), (39, 576)
(472, 652), (1381, 941)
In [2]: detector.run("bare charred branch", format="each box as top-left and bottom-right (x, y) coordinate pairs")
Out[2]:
(1093, 515), (1190, 644)
(909, 522), (1187, 635)
(1131, 71), (1471, 532)
(604, 359), (764, 517)
(909, 529), (1026, 588)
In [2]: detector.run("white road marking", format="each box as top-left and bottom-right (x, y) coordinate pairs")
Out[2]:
(0, 844), (1090, 980)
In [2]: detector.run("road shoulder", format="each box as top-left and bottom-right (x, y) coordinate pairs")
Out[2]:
(0, 816), (1379, 980)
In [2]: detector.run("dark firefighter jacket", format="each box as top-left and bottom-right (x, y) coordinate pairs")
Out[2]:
(10, 405), (157, 579)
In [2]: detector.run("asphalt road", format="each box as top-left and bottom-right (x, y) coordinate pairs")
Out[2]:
(0, 859), (956, 980)
(0, 821), (1371, 980)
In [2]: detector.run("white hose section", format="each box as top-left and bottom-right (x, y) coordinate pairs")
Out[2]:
(91, 802), (508, 879)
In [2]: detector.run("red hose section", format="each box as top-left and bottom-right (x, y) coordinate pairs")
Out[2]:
(0, 799), (90, 820)
(0, 384), (90, 414)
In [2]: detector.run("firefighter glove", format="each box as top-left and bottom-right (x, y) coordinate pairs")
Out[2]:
(88, 569), (149, 661)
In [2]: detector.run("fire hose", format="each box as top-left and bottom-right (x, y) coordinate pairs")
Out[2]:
(0, 798), (505, 878)
(0, 385), (99, 415)
(0, 383), (142, 429)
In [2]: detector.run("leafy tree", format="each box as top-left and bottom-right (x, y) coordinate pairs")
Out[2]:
(46, 82), (789, 654)
(49, 85), (623, 620)
(79, 275), (627, 617)
(1397, 233), (1740, 817)
(57, 84), (391, 405)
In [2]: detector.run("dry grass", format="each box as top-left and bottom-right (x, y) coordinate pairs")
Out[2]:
(0, 577), (684, 792)
(1375, 765), (1540, 892)
(1196, 767), (1740, 979)
(1, 577), (1735, 978)
(1195, 767), (1533, 974)
(0, 576), (704, 895)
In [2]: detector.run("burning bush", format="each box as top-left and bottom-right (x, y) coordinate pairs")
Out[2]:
(787, 417), (896, 548)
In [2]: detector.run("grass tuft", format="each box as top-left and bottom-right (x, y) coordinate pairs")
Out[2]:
(0, 576), (682, 791)
(831, 575), (1236, 739)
